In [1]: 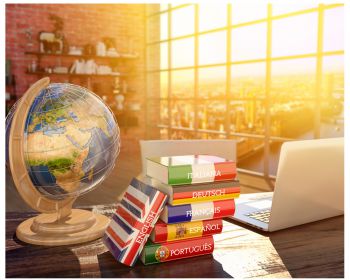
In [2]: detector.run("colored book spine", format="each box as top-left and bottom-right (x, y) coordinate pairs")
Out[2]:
(160, 199), (235, 224)
(103, 177), (168, 267)
(146, 155), (237, 185)
(168, 161), (237, 185)
(140, 236), (214, 265)
(150, 218), (223, 243)
(172, 186), (240, 205)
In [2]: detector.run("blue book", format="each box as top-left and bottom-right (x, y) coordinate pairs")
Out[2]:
(159, 199), (235, 224)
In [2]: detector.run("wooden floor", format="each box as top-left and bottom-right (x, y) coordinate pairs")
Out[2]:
(6, 139), (274, 212)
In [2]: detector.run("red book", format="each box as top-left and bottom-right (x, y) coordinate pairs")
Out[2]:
(150, 219), (223, 243)
(141, 176), (240, 206)
(140, 236), (214, 265)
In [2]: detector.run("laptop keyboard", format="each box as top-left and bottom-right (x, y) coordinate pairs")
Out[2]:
(245, 209), (271, 223)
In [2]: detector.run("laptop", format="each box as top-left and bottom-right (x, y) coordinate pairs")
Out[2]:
(231, 137), (344, 232)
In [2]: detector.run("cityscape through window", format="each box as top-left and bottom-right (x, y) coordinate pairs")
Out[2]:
(145, 3), (344, 178)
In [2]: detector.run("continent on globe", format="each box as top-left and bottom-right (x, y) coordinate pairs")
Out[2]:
(54, 148), (89, 193)
(11, 83), (121, 199)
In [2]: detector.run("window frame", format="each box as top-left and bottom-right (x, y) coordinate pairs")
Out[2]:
(145, 3), (344, 179)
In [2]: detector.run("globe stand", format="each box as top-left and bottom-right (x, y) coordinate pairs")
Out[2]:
(16, 199), (110, 246)
(8, 77), (110, 246)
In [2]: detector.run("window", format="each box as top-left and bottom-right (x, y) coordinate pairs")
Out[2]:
(145, 4), (344, 177)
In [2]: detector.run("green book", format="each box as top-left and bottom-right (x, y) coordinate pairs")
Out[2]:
(146, 155), (237, 185)
(140, 236), (214, 265)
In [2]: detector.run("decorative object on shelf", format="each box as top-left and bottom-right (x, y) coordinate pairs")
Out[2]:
(28, 60), (37, 73)
(85, 59), (98, 74)
(68, 46), (83, 55)
(70, 59), (86, 74)
(39, 32), (63, 54)
(24, 27), (34, 49)
(53, 66), (68, 74)
(97, 65), (112, 75)
(5, 77), (121, 246)
(102, 37), (120, 57)
(45, 67), (53, 74)
(38, 14), (67, 54)
(106, 48), (119, 57)
(96, 41), (106, 57)
(84, 44), (96, 56)
(113, 76), (124, 111)
(102, 37), (115, 50)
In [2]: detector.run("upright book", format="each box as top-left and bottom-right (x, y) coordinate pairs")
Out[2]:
(140, 236), (214, 265)
(141, 176), (240, 205)
(146, 155), (237, 185)
(150, 218), (223, 243)
(160, 199), (235, 224)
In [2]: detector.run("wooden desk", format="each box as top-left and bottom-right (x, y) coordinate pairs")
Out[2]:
(6, 205), (344, 278)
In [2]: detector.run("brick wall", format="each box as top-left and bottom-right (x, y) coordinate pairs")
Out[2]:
(6, 4), (147, 142)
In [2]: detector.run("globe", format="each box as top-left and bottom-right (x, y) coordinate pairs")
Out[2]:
(6, 77), (120, 246)
(6, 82), (120, 199)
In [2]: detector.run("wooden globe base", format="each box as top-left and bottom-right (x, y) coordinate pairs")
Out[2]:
(16, 209), (110, 246)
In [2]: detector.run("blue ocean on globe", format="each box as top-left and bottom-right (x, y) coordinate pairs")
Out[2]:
(6, 83), (120, 200)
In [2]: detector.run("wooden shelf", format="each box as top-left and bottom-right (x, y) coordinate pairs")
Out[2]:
(25, 51), (138, 60)
(26, 71), (124, 78)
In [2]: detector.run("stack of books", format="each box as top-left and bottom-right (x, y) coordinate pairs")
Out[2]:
(139, 155), (240, 265)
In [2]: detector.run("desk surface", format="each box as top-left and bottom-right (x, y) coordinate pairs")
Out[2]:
(6, 205), (344, 278)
